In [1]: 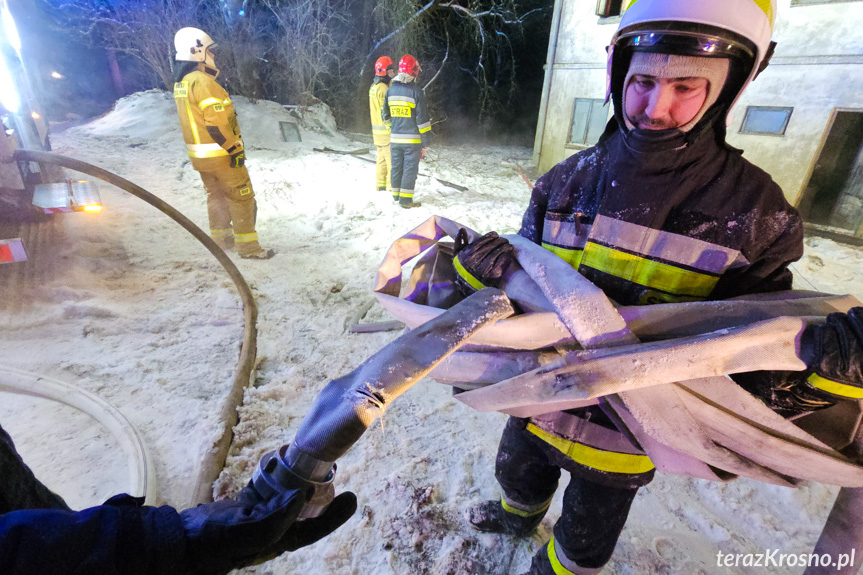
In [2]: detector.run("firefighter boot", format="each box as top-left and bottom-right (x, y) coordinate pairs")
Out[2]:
(240, 247), (276, 260)
(399, 198), (422, 209)
(465, 499), (543, 536)
(519, 538), (602, 575)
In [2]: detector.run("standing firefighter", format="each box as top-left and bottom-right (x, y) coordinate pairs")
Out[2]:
(451, 0), (863, 573)
(383, 54), (431, 209)
(172, 27), (274, 260)
(369, 56), (396, 194)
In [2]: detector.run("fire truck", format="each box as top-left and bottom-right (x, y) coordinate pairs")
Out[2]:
(0, 0), (100, 267)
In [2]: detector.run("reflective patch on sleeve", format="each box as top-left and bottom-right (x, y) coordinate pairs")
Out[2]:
(213, 104), (224, 112)
(239, 187), (251, 196)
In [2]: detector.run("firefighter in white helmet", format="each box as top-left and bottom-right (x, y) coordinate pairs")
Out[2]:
(452, 1), (862, 573)
(172, 27), (274, 259)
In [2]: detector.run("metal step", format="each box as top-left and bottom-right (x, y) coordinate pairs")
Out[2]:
(32, 180), (101, 213)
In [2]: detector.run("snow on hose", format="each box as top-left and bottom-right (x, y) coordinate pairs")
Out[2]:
(0, 364), (156, 504)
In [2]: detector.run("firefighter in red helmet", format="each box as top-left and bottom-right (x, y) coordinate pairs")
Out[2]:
(369, 56), (396, 194)
(382, 54), (432, 208)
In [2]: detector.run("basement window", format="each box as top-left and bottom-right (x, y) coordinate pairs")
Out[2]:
(568, 98), (609, 146)
(739, 106), (793, 136)
(596, 0), (623, 17)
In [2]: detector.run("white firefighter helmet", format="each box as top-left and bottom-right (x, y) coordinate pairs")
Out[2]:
(606, 0), (776, 130)
(174, 27), (217, 63)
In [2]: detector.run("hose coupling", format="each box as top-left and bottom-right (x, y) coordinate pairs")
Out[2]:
(251, 444), (336, 519)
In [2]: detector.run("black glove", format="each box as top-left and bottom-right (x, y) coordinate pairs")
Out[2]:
(452, 229), (516, 296)
(180, 486), (356, 575)
(230, 151), (246, 168)
(799, 307), (863, 399)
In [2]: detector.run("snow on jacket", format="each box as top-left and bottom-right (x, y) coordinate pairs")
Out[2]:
(382, 75), (431, 147)
(518, 123), (806, 483)
(173, 64), (244, 171)
(369, 76), (390, 146)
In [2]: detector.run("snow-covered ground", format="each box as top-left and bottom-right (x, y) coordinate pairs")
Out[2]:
(2, 90), (863, 574)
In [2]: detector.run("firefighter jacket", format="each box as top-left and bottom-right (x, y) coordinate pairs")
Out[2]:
(173, 65), (243, 172)
(382, 75), (431, 147)
(369, 77), (390, 146)
(517, 123), (805, 487)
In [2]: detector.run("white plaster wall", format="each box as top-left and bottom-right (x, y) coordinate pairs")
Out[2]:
(727, 63), (863, 204)
(536, 0), (863, 207)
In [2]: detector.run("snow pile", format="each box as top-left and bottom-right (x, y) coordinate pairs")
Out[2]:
(2, 90), (862, 574)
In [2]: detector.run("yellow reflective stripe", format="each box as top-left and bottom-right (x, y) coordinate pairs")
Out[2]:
(542, 243), (584, 269)
(186, 143), (229, 158)
(199, 97), (222, 110)
(808, 373), (863, 399)
(418, 125), (431, 134)
(500, 496), (550, 518)
(391, 137), (422, 144)
(527, 424), (654, 474)
(184, 98), (200, 144)
(547, 538), (576, 575)
(582, 242), (717, 298)
(453, 255), (487, 291)
(399, 190), (414, 199)
(210, 228), (232, 237)
(752, 0), (775, 28)
(387, 98), (416, 107)
(234, 232), (259, 243)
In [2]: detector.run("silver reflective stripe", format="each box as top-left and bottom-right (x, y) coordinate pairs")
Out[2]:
(542, 220), (591, 249)
(501, 492), (552, 515)
(591, 215), (741, 274)
(390, 132), (421, 139)
(389, 96), (416, 105)
(372, 125), (389, 131)
(417, 121), (431, 130)
(553, 537), (601, 575)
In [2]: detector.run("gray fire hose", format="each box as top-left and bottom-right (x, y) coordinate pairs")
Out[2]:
(251, 288), (514, 518)
(11, 149), (257, 504)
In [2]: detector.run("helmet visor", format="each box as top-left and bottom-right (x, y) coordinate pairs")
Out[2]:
(615, 22), (756, 69)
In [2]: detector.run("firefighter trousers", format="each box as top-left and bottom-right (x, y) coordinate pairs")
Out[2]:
(0, 424), (70, 515)
(495, 418), (642, 573)
(198, 165), (262, 256)
(375, 144), (391, 192)
(390, 144), (422, 202)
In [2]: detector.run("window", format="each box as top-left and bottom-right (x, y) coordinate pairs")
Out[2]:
(791, 0), (862, 6)
(596, 0), (623, 17)
(568, 98), (609, 146)
(739, 106), (793, 136)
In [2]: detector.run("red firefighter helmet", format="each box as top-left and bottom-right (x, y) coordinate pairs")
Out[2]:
(374, 56), (394, 76)
(398, 54), (420, 77)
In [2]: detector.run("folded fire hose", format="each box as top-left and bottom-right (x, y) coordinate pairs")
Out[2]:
(372, 216), (863, 488)
(253, 215), (863, 573)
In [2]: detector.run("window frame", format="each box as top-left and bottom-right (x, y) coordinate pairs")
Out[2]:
(739, 106), (794, 137)
(566, 97), (609, 148)
(595, 0), (624, 18)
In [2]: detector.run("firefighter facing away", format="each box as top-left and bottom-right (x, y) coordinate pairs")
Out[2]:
(383, 54), (431, 209)
(452, 0), (863, 573)
(172, 27), (274, 260)
(369, 56), (396, 194)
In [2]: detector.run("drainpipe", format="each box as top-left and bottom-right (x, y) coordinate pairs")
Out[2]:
(532, 0), (565, 173)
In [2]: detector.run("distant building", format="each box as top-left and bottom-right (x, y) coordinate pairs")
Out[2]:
(532, 0), (863, 240)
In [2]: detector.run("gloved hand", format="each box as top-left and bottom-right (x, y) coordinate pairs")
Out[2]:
(452, 228), (516, 297)
(181, 486), (357, 575)
(230, 151), (246, 168)
(800, 307), (863, 399)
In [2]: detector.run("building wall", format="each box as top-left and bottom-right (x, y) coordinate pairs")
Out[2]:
(534, 0), (863, 208)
